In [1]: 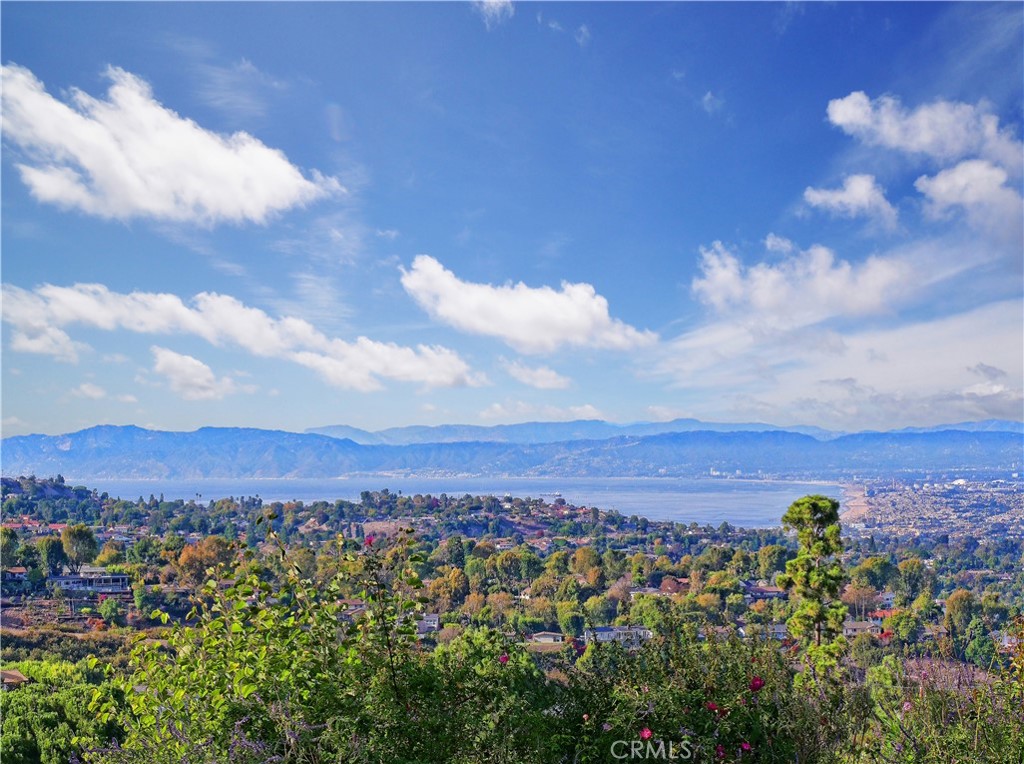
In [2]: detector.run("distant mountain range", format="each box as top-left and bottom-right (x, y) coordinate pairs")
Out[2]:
(2, 420), (1021, 480)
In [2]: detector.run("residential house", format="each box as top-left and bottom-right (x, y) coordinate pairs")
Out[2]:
(659, 576), (690, 594)
(629, 587), (667, 600)
(742, 581), (787, 604)
(1, 670), (29, 691)
(48, 568), (130, 594)
(843, 620), (881, 638)
(530, 631), (565, 644)
(583, 625), (652, 648)
(1, 567), (28, 582)
(868, 608), (901, 625)
(416, 613), (441, 635)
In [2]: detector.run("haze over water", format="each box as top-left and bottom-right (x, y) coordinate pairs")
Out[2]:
(81, 477), (845, 529)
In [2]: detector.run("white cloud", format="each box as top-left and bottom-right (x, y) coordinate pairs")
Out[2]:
(479, 400), (602, 422)
(915, 159), (1024, 243)
(473, 0), (514, 30)
(764, 234), (795, 254)
(657, 292), (1022, 430)
(116, 393), (139, 404)
(701, 91), (724, 115)
(72, 382), (107, 400)
(151, 346), (241, 401)
(645, 405), (694, 422)
(193, 57), (285, 121)
(1, 282), (482, 391)
(575, 24), (591, 47)
(400, 255), (657, 353)
(502, 358), (572, 389)
(691, 241), (910, 329)
(1, 64), (341, 225)
(827, 91), (1022, 174)
(804, 174), (898, 229)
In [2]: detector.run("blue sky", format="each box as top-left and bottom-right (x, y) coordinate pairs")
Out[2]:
(2, 1), (1022, 436)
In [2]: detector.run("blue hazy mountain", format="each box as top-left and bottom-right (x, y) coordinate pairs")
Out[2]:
(2, 423), (1021, 480)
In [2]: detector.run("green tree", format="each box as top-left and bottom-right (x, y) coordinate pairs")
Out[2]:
(851, 556), (895, 591)
(757, 544), (789, 580)
(443, 535), (465, 569)
(99, 597), (125, 626)
(1, 527), (19, 568)
(37, 537), (69, 577)
(777, 495), (847, 650)
(884, 610), (922, 646)
(61, 524), (98, 574)
(556, 601), (585, 636)
(895, 557), (926, 604)
(943, 589), (977, 652)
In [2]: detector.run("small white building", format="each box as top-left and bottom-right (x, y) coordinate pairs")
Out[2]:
(530, 631), (565, 644)
(583, 625), (652, 648)
(416, 613), (441, 634)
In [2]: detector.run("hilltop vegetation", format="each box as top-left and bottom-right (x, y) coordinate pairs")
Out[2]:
(1, 479), (1022, 762)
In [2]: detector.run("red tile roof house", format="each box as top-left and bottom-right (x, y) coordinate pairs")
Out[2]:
(868, 608), (901, 625)
(1, 670), (29, 691)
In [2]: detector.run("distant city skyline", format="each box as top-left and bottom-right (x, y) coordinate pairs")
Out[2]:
(2, 2), (1022, 437)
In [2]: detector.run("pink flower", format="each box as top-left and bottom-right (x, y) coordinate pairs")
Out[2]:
(741, 742), (752, 752)
(749, 676), (765, 693)
(498, 653), (509, 664)
(364, 535), (375, 546)
(706, 702), (719, 712)
(640, 728), (652, 740)
(582, 714), (590, 722)
(716, 744), (726, 759)
(902, 701), (913, 713)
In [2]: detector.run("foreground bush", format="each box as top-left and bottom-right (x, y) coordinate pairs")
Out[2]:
(858, 641), (1024, 764)
(68, 536), (1023, 763)
(0, 659), (122, 764)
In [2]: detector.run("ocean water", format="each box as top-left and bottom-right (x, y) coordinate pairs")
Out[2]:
(81, 476), (846, 529)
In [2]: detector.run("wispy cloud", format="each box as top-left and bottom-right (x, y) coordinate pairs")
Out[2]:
(473, 0), (514, 30)
(1, 64), (341, 225)
(194, 57), (286, 121)
(479, 400), (602, 422)
(701, 91), (724, 115)
(574, 24), (591, 47)
(72, 382), (107, 400)
(400, 255), (657, 353)
(502, 358), (572, 389)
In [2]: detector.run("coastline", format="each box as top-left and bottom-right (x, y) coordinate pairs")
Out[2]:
(840, 484), (870, 522)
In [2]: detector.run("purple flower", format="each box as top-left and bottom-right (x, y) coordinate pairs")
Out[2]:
(498, 653), (509, 664)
